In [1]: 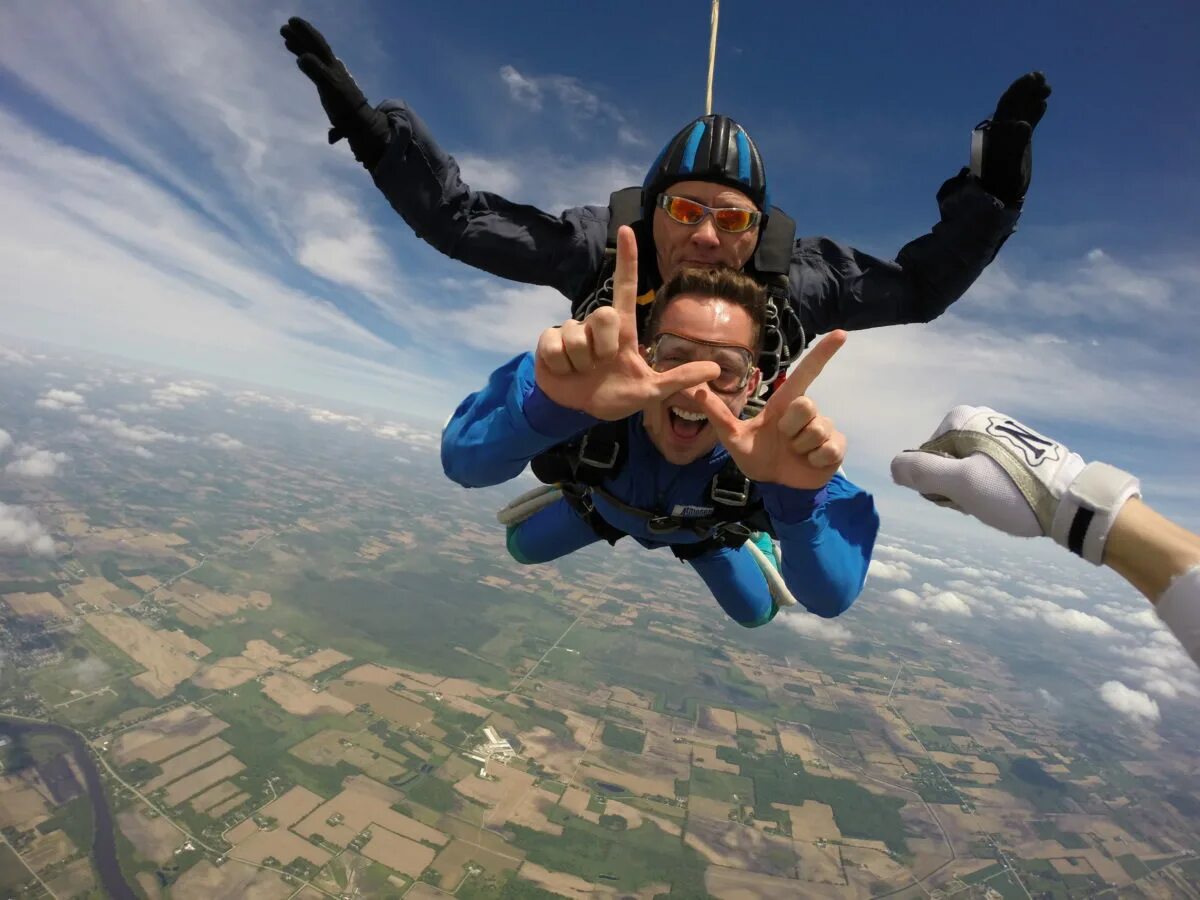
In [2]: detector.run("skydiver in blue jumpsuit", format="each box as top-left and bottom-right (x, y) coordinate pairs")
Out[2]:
(441, 227), (878, 627)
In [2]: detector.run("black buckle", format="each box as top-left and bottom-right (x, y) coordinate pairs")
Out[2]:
(647, 516), (679, 534)
(578, 433), (620, 470)
(711, 473), (750, 507)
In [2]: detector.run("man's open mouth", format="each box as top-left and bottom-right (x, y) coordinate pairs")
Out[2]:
(669, 406), (708, 440)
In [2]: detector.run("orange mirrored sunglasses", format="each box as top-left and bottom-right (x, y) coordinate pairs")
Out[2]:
(657, 194), (762, 233)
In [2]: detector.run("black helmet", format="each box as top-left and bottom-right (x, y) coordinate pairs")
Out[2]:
(641, 114), (768, 219)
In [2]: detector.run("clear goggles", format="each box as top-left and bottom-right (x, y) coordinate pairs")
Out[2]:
(647, 332), (756, 395)
(657, 194), (762, 234)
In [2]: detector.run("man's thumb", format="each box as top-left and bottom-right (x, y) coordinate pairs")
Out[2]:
(651, 361), (721, 399)
(692, 386), (742, 438)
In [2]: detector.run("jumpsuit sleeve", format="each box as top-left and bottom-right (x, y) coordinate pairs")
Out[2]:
(370, 99), (609, 300)
(758, 473), (880, 618)
(791, 171), (1021, 335)
(440, 353), (600, 488)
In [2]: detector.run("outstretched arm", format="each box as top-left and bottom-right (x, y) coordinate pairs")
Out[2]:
(892, 405), (1200, 667)
(371, 100), (608, 297)
(441, 353), (598, 488)
(793, 73), (1050, 335)
(283, 17), (606, 299)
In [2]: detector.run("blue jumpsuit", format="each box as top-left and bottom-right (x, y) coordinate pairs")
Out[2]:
(442, 354), (879, 628)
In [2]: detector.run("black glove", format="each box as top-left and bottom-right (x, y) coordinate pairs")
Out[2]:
(972, 72), (1052, 208)
(281, 17), (390, 170)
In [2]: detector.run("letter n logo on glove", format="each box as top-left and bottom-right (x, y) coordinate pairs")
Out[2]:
(986, 416), (1061, 467)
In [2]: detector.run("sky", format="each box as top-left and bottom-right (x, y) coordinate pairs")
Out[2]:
(1, 0), (1198, 544)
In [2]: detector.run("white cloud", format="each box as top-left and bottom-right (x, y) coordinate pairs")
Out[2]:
(1098, 680), (1160, 724)
(924, 591), (973, 616)
(150, 380), (213, 409)
(868, 559), (912, 583)
(779, 611), (851, 642)
(35, 388), (85, 410)
(497, 64), (641, 145)
(205, 432), (244, 451)
(911, 621), (934, 635)
(5, 447), (69, 478)
(0, 429), (11, 454)
(0, 502), (55, 556)
(132, 446), (154, 459)
(888, 588), (921, 607)
(78, 413), (186, 446)
(1041, 607), (1117, 636)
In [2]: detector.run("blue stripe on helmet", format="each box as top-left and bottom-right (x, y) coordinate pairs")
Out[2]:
(679, 121), (707, 173)
(735, 129), (751, 182)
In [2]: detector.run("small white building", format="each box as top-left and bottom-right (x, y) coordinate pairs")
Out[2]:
(474, 726), (515, 761)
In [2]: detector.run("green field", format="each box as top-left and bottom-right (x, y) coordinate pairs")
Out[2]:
(599, 722), (645, 754)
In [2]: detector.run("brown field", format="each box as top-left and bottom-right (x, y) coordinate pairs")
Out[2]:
(339, 663), (403, 686)
(705, 865), (808, 899)
(326, 680), (433, 726)
(842, 844), (911, 893)
(170, 859), (292, 900)
(44, 857), (95, 898)
(21, 829), (77, 871)
(440, 693), (492, 719)
(559, 786), (591, 816)
(429, 838), (520, 889)
(287, 648), (351, 679)
(158, 629), (210, 656)
(111, 705), (229, 764)
(700, 710), (739, 734)
(192, 655), (264, 690)
(261, 672), (354, 717)
(795, 841), (845, 886)
(776, 801), (841, 843)
(289, 729), (408, 783)
(233, 828), (332, 868)
(259, 785), (326, 827)
(518, 861), (594, 897)
(68, 576), (124, 610)
(128, 574), (160, 591)
(163, 755), (245, 806)
(734, 713), (772, 737)
(692, 746), (741, 774)
(136, 871), (163, 900)
(292, 781), (448, 849)
(0, 773), (52, 828)
(208, 791), (250, 818)
(685, 815), (796, 876)
(777, 725), (818, 761)
(87, 613), (210, 698)
(189, 780), (241, 814)
(3, 591), (71, 620)
(143, 737), (232, 792)
(575, 759), (680, 799)
(360, 827), (437, 877)
(242, 639), (294, 668)
(117, 806), (181, 863)
(928, 751), (999, 775)
(453, 760), (536, 828)
(504, 791), (563, 835)
(225, 818), (261, 845)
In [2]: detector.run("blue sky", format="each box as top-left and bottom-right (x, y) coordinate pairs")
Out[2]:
(1, 0), (1198, 536)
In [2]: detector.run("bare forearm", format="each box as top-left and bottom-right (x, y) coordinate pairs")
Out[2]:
(1104, 499), (1200, 602)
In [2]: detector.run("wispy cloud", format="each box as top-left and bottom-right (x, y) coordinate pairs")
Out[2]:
(499, 64), (643, 146)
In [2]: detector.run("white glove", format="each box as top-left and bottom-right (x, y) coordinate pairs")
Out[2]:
(891, 406), (1141, 565)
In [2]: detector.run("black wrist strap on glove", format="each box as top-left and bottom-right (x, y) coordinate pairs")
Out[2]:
(970, 71), (1051, 208)
(282, 17), (391, 171)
